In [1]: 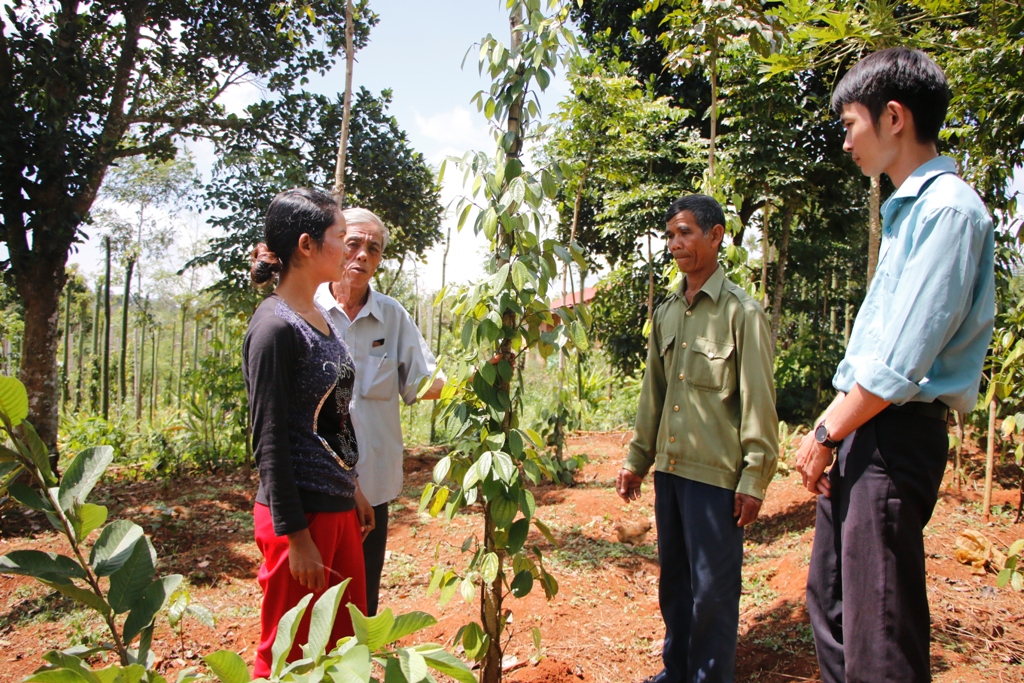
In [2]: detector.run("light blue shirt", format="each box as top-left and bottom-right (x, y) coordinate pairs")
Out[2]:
(834, 156), (995, 414)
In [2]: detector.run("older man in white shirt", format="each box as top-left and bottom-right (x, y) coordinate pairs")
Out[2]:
(315, 207), (444, 616)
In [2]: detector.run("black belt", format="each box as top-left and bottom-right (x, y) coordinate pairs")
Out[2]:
(884, 401), (949, 421)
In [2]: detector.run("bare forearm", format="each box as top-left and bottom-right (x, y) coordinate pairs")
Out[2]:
(822, 384), (890, 440)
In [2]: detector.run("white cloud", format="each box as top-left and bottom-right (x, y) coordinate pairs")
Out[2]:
(413, 107), (493, 164)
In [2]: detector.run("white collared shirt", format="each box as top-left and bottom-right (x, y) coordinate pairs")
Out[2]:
(314, 283), (441, 506)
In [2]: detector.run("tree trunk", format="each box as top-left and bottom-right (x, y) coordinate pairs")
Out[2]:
(102, 237), (112, 421)
(135, 319), (144, 421)
(867, 175), (882, 284)
(61, 290), (72, 410)
(646, 231), (655, 327)
(176, 306), (187, 409)
(150, 326), (159, 424)
(429, 229), (451, 444)
(333, 0), (356, 203)
(708, 47), (717, 180)
(770, 207), (793, 344)
(119, 258), (135, 406)
(75, 304), (85, 411)
(760, 203), (772, 309)
(984, 398), (996, 520)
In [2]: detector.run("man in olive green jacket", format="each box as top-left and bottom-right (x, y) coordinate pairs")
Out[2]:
(617, 194), (778, 683)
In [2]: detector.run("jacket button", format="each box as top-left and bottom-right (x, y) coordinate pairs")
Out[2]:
(681, 342), (687, 348)
(669, 459), (676, 465)
(685, 310), (692, 317)
(678, 373), (685, 380)
(669, 436), (675, 443)
(668, 466), (675, 471)
(673, 405), (680, 412)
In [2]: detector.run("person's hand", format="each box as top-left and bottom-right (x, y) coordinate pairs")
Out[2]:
(734, 493), (762, 527)
(616, 469), (643, 503)
(287, 528), (325, 592)
(355, 485), (375, 540)
(794, 431), (833, 497)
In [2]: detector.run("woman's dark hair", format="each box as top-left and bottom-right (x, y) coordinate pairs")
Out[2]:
(831, 47), (950, 145)
(250, 188), (341, 285)
(664, 194), (725, 235)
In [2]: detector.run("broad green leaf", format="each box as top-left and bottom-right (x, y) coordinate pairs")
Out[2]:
(428, 486), (450, 518)
(480, 552), (499, 584)
(432, 456), (451, 484)
(478, 360), (497, 385)
(58, 446), (113, 511)
(523, 428), (544, 449)
(17, 421), (56, 486)
(492, 453), (515, 483)
(519, 490), (536, 520)
(1008, 539), (1024, 558)
(534, 519), (557, 546)
(418, 483), (435, 514)
(1013, 571), (1024, 592)
(511, 260), (530, 291)
(305, 578), (351, 662)
(349, 604), (396, 651)
(386, 611), (437, 644)
(522, 460), (542, 485)
(540, 170), (557, 199)
(0, 550), (85, 583)
(490, 495), (518, 529)
(204, 651), (251, 683)
(1002, 415), (1017, 437)
(91, 521), (145, 576)
(76, 504), (107, 540)
(510, 570), (533, 598)
(481, 208), (498, 240)
(438, 574), (459, 606)
(460, 622), (488, 660)
(568, 320), (589, 352)
(508, 430), (524, 458)
(418, 648), (475, 683)
(398, 648), (428, 683)
(325, 644), (371, 683)
(108, 536), (156, 613)
(186, 603), (214, 628)
(0, 375), (29, 427)
(462, 462), (481, 491)
(43, 579), (111, 615)
(271, 594), (313, 677)
(22, 670), (92, 683)
(459, 576), (475, 603)
(507, 519), (530, 555)
(123, 575), (183, 643)
(7, 481), (52, 511)
(540, 570), (559, 599)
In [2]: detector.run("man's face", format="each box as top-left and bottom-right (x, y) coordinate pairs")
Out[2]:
(840, 102), (897, 178)
(342, 223), (384, 290)
(666, 210), (721, 276)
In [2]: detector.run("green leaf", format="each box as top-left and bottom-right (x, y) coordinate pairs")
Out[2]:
(459, 576), (475, 602)
(76, 504), (107, 540)
(22, 670), (92, 683)
(481, 208), (498, 240)
(58, 446), (113, 511)
(540, 170), (557, 199)
(349, 605), (396, 651)
(1008, 539), (1024, 558)
(107, 536), (156, 613)
(540, 569), (559, 599)
(305, 578), (350, 661)
(492, 453), (516, 483)
(186, 603), (214, 628)
(17, 421), (55, 486)
(90, 521), (145, 576)
(510, 570), (533, 598)
(204, 651), (251, 683)
(418, 483), (435, 514)
(459, 622), (488, 661)
(480, 552), (499, 584)
(271, 594), (313, 677)
(534, 519), (557, 546)
(398, 648), (428, 683)
(386, 611), (437, 643)
(428, 486), (450, 518)
(0, 550), (86, 583)
(43, 579), (111, 615)
(418, 648), (475, 683)
(1013, 571), (1024, 592)
(325, 644), (371, 683)
(0, 375), (29, 427)
(7, 481), (53, 511)
(568, 321), (589, 352)
(432, 456), (451, 484)
(519, 489), (536, 520)
(123, 575), (183, 644)
(507, 519), (530, 555)
(478, 360), (497, 385)
(490, 495), (518, 529)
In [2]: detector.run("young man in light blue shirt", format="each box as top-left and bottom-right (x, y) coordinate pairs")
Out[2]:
(795, 47), (995, 682)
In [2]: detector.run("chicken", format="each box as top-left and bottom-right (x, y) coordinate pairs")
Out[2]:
(614, 518), (652, 546)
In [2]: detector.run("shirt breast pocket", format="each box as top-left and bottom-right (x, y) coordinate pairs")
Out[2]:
(659, 333), (676, 372)
(685, 336), (735, 392)
(361, 354), (399, 401)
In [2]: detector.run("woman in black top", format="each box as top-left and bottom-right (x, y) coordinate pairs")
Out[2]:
(242, 188), (373, 677)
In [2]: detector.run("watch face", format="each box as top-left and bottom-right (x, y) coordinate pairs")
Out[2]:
(815, 423), (828, 444)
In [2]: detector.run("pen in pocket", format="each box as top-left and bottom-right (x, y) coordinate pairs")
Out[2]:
(377, 352), (388, 368)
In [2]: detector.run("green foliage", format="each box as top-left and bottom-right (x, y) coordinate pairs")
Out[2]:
(202, 580), (474, 683)
(0, 376), (191, 676)
(997, 539), (1024, 592)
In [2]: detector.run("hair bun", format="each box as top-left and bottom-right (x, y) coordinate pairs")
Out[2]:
(250, 243), (283, 285)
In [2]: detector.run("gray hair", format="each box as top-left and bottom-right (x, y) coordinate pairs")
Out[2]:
(342, 207), (390, 251)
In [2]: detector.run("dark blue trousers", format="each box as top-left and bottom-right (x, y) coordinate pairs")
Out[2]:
(362, 502), (390, 617)
(654, 473), (744, 683)
(806, 411), (947, 683)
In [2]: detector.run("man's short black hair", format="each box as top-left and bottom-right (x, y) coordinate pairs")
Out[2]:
(831, 46), (951, 145)
(665, 194), (725, 235)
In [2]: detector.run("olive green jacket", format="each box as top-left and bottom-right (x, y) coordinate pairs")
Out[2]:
(625, 266), (779, 500)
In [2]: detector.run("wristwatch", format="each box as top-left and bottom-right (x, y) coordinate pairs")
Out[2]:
(815, 422), (841, 450)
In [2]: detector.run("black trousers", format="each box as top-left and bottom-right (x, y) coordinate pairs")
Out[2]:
(806, 411), (947, 683)
(654, 473), (744, 683)
(362, 502), (389, 617)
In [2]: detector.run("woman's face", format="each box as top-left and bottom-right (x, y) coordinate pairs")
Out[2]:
(312, 213), (347, 284)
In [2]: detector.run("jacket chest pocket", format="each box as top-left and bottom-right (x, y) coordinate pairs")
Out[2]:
(659, 333), (677, 373)
(685, 336), (735, 392)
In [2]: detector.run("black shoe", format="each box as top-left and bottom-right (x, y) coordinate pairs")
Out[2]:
(641, 673), (667, 683)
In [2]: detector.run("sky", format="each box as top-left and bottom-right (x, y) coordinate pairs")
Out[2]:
(67, 0), (571, 294)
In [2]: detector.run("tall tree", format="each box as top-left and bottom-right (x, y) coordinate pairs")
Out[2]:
(0, 0), (365, 455)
